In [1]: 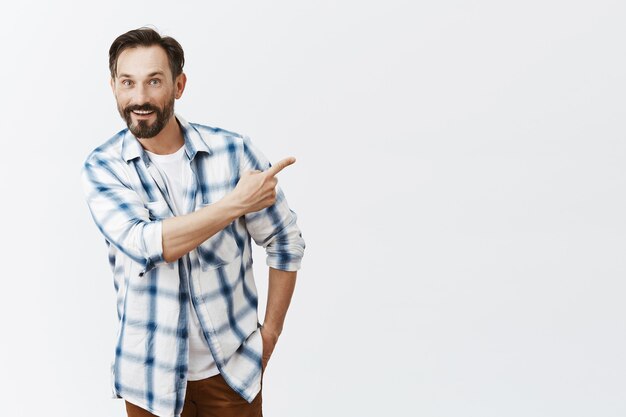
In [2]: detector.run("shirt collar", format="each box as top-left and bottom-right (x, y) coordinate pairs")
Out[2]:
(121, 113), (212, 164)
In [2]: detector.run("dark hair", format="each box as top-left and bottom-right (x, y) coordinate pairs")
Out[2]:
(109, 27), (185, 80)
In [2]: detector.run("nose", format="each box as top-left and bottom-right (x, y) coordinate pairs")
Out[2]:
(133, 83), (150, 105)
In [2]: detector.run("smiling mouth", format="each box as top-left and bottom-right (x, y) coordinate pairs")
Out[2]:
(132, 110), (155, 116)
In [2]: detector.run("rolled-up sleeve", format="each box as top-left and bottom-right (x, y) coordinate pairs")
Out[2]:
(240, 136), (305, 271)
(80, 155), (166, 275)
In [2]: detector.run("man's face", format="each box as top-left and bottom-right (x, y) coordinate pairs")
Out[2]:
(111, 45), (183, 139)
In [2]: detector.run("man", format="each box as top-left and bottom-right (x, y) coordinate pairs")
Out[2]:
(80, 27), (305, 417)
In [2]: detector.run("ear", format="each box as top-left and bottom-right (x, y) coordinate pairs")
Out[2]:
(174, 73), (187, 99)
(109, 77), (115, 93)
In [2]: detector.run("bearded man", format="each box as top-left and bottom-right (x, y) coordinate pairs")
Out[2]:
(80, 27), (305, 417)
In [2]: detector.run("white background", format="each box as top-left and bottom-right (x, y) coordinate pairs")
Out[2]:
(1, 1), (625, 416)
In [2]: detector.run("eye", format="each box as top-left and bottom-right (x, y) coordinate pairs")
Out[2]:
(149, 79), (161, 86)
(121, 79), (133, 87)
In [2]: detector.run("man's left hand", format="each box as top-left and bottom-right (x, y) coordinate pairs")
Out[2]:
(260, 326), (280, 372)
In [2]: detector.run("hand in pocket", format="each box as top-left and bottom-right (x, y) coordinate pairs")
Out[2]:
(260, 326), (279, 372)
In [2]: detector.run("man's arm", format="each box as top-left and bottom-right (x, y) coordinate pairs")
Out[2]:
(261, 268), (297, 370)
(81, 153), (295, 271)
(161, 157), (296, 263)
(236, 136), (305, 370)
(161, 197), (241, 263)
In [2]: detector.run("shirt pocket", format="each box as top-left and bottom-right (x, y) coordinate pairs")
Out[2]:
(145, 200), (172, 220)
(196, 205), (241, 271)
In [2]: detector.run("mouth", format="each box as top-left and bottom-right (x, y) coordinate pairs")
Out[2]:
(131, 109), (155, 118)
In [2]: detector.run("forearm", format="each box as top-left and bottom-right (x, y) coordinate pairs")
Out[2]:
(161, 156), (296, 264)
(161, 196), (244, 263)
(262, 268), (297, 337)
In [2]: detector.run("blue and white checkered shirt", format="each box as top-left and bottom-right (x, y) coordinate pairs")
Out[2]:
(80, 114), (305, 417)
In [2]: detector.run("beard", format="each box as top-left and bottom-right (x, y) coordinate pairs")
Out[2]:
(118, 94), (175, 139)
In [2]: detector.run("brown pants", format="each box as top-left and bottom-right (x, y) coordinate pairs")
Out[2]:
(125, 373), (262, 417)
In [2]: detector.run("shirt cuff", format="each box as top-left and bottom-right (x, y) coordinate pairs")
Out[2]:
(266, 249), (304, 272)
(139, 220), (166, 276)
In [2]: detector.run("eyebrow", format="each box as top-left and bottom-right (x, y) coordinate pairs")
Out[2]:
(117, 71), (166, 78)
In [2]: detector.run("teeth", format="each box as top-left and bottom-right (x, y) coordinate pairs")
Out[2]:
(133, 110), (153, 114)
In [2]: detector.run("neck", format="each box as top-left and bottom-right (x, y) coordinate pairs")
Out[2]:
(137, 115), (184, 155)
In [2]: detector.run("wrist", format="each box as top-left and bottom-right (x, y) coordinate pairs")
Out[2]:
(261, 322), (282, 339)
(219, 193), (246, 220)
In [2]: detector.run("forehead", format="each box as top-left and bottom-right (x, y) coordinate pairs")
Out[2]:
(116, 45), (170, 78)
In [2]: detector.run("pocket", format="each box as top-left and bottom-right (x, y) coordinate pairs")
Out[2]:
(196, 221), (241, 271)
(145, 200), (172, 220)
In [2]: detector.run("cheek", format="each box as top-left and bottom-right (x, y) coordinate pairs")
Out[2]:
(116, 99), (129, 111)
(114, 91), (129, 105)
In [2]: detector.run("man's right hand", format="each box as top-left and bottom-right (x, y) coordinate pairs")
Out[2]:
(227, 157), (296, 216)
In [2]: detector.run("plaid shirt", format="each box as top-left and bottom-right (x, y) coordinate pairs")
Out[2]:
(80, 114), (305, 417)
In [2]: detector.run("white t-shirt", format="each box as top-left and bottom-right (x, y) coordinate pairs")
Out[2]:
(145, 145), (220, 381)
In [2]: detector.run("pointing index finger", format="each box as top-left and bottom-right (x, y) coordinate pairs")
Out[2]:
(266, 157), (296, 177)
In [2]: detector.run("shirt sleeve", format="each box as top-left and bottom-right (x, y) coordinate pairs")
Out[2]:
(80, 155), (166, 276)
(240, 136), (306, 271)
